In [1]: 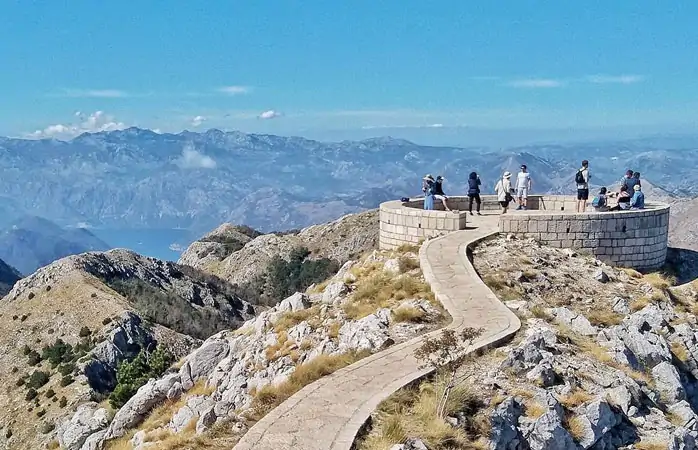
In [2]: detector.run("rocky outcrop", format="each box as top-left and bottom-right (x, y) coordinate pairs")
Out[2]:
(178, 210), (379, 286)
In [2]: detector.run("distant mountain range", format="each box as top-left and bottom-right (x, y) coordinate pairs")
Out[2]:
(0, 216), (111, 274)
(1, 128), (697, 234)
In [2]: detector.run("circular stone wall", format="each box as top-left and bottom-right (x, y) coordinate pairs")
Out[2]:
(379, 199), (468, 249)
(499, 201), (670, 270)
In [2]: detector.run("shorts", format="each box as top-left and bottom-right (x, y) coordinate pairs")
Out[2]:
(499, 201), (509, 208)
(434, 194), (448, 201)
(516, 187), (528, 198)
(577, 188), (589, 200)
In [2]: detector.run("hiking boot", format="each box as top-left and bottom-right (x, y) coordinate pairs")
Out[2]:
(469, 211), (473, 215)
(477, 212), (482, 215)
(516, 205), (522, 210)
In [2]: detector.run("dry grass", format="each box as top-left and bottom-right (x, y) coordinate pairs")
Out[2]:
(358, 375), (487, 450)
(343, 272), (435, 320)
(519, 256), (534, 266)
(635, 441), (669, 450)
(188, 379), (216, 397)
(630, 296), (651, 312)
(273, 305), (321, 333)
(103, 431), (136, 450)
(392, 305), (427, 323)
(559, 389), (594, 409)
(643, 272), (675, 291)
(585, 309), (623, 327)
(529, 305), (551, 320)
(621, 268), (643, 279)
(671, 341), (690, 363)
(523, 401), (547, 419)
(140, 398), (188, 432)
(248, 351), (369, 422)
(398, 255), (420, 273)
(396, 243), (420, 254)
(565, 415), (588, 442)
(327, 321), (341, 339)
(310, 279), (331, 294)
(482, 273), (522, 302)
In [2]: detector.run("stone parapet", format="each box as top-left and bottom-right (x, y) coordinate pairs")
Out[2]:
(498, 202), (670, 270)
(379, 195), (670, 270)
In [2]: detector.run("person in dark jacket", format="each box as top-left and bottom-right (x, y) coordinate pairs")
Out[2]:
(467, 172), (482, 215)
(433, 175), (453, 211)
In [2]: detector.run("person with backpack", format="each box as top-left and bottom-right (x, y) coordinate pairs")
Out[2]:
(433, 175), (453, 211)
(421, 174), (435, 210)
(592, 187), (609, 212)
(575, 160), (591, 212)
(515, 164), (532, 210)
(467, 171), (482, 215)
(494, 171), (514, 214)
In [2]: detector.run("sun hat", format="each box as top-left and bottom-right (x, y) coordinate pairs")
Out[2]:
(436, 175), (444, 181)
(503, 171), (512, 178)
(423, 174), (434, 181)
(633, 184), (641, 191)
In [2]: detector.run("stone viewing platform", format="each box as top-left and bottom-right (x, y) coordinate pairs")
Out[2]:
(379, 195), (670, 270)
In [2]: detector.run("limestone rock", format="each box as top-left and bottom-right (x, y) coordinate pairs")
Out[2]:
(549, 307), (597, 336)
(389, 438), (429, 450)
(58, 403), (110, 450)
(338, 308), (394, 352)
(489, 397), (525, 450)
(526, 409), (577, 450)
(321, 281), (349, 304)
(652, 362), (686, 404)
(594, 269), (610, 283)
(170, 395), (215, 433)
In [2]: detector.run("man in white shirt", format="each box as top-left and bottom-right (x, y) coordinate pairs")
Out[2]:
(515, 164), (532, 210)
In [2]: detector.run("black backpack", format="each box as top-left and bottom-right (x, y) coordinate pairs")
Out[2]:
(575, 169), (585, 184)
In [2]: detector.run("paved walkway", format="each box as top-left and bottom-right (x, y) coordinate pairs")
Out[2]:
(234, 214), (521, 450)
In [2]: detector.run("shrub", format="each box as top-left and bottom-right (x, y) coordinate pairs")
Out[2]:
(108, 345), (173, 409)
(16, 377), (25, 387)
(27, 371), (50, 389)
(12, 315), (17, 320)
(263, 247), (340, 302)
(42, 339), (74, 367)
(25, 388), (38, 401)
(102, 317), (112, 325)
(58, 363), (76, 377)
(58, 396), (67, 408)
(79, 326), (91, 338)
(20, 314), (28, 322)
(91, 292), (97, 298)
(39, 422), (55, 434)
(21, 345), (32, 356)
(27, 292), (35, 300)
(45, 389), (55, 398)
(36, 409), (46, 418)
(397, 255), (420, 273)
(60, 376), (74, 387)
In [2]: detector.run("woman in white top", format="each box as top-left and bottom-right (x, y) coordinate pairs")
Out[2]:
(494, 171), (514, 214)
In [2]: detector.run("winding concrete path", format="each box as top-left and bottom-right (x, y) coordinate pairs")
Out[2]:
(234, 214), (521, 450)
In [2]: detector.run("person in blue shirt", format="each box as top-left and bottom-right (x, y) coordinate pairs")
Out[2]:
(421, 174), (435, 210)
(630, 184), (645, 209)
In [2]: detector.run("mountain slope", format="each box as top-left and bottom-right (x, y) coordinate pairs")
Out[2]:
(0, 216), (111, 274)
(0, 248), (258, 449)
(0, 258), (21, 296)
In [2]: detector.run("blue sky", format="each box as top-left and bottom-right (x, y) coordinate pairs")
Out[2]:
(2, 1), (698, 141)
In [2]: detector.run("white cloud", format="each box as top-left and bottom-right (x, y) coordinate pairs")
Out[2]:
(218, 86), (251, 95)
(585, 74), (644, 84)
(176, 144), (217, 169)
(169, 243), (185, 252)
(258, 109), (282, 120)
(507, 79), (565, 88)
(28, 111), (127, 139)
(191, 115), (207, 127)
(54, 89), (129, 98)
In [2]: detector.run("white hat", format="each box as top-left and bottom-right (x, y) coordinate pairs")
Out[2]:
(503, 171), (512, 178)
(423, 174), (434, 181)
(633, 184), (641, 191)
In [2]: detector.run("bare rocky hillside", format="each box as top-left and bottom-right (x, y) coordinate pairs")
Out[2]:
(0, 249), (257, 450)
(178, 210), (379, 304)
(361, 235), (698, 450)
(59, 244), (446, 449)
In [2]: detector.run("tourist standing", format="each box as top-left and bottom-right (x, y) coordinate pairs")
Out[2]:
(467, 172), (482, 215)
(630, 184), (645, 209)
(495, 171), (514, 214)
(422, 174), (435, 210)
(516, 164), (532, 210)
(575, 160), (591, 212)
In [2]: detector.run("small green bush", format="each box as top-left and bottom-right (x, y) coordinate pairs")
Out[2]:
(58, 396), (67, 408)
(36, 409), (46, 418)
(60, 376), (74, 387)
(39, 422), (55, 434)
(25, 389), (38, 401)
(45, 389), (55, 398)
(21, 345), (31, 356)
(58, 363), (76, 377)
(108, 345), (173, 409)
(79, 326), (91, 337)
(16, 377), (26, 387)
(102, 317), (112, 325)
(27, 371), (50, 389)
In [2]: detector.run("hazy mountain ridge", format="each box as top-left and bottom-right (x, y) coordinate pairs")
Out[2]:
(1, 129), (698, 234)
(0, 216), (111, 275)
